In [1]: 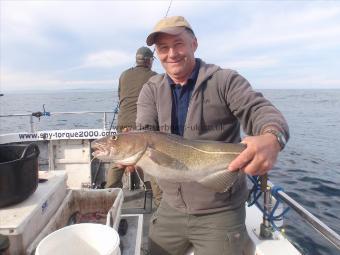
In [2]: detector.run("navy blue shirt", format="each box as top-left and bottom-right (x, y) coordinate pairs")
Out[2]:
(168, 59), (200, 136)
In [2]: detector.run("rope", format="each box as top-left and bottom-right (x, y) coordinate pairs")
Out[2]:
(247, 175), (262, 206)
(247, 175), (290, 231)
(135, 167), (147, 191)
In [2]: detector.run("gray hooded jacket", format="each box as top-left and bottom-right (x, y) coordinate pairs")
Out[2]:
(136, 59), (289, 214)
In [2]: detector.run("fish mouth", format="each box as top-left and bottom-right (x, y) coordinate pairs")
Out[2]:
(91, 142), (113, 158)
(92, 149), (111, 160)
(91, 148), (145, 165)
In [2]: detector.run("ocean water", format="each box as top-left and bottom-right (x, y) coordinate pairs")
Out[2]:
(1, 89), (340, 254)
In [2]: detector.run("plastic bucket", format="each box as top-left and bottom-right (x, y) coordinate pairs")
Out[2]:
(0, 143), (40, 207)
(36, 223), (120, 255)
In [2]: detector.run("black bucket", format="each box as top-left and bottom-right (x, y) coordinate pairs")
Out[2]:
(0, 143), (40, 208)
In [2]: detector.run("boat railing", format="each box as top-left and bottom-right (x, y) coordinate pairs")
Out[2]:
(0, 111), (115, 133)
(255, 175), (340, 250)
(275, 188), (340, 250)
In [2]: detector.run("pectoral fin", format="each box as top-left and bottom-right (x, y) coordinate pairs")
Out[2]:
(146, 148), (188, 170)
(198, 170), (239, 193)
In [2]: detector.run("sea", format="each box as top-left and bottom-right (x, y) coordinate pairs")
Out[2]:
(1, 89), (340, 255)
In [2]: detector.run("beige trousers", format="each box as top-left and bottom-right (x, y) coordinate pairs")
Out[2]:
(149, 201), (247, 255)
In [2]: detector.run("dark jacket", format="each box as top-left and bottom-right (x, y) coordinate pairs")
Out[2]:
(136, 59), (289, 214)
(117, 66), (156, 131)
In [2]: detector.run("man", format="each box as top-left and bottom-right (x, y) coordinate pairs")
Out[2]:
(105, 46), (157, 189)
(136, 16), (289, 255)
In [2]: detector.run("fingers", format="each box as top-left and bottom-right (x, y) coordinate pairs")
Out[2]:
(228, 146), (253, 171)
(242, 154), (274, 176)
(125, 165), (136, 173)
(116, 164), (136, 173)
(228, 135), (279, 176)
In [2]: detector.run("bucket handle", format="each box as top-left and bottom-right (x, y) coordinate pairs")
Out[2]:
(20, 143), (40, 160)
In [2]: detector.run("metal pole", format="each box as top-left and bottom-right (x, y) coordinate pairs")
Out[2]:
(277, 190), (340, 250)
(260, 174), (273, 239)
(30, 115), (34, 133)
(0, 111), (114, 117)
(103, 112), (107, 130)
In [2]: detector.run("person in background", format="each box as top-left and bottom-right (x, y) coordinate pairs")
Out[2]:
(136, 16), (289, 255)
(117, 47), (156, 132)
(106, 47), (162, 207)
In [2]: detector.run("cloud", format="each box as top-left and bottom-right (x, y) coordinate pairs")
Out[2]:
(71, 50), (133, 70)
(0, 68), (117, 91)
(1, 1), (340, 91)
(202, 5), (340, 57)
(219, 56), (279, 70)
(1, 1), (168, 43)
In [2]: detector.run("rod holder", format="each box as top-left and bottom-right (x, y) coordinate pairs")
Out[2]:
(260, 174), (273, 239)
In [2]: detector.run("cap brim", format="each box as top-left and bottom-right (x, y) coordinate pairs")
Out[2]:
(146, 27), (186, 46)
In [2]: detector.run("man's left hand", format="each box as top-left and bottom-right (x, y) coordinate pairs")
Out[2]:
(228, 133), (281, 176)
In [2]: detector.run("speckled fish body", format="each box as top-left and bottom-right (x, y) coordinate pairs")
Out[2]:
(91, 131), (245, 192)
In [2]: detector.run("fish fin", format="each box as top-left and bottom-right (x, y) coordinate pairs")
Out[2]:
(146, 148), (188, 170)
(197, 170), (239, 193)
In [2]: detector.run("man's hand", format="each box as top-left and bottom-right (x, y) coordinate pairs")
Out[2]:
(116, 164), (136, 173)
(228, 133), (281, 176)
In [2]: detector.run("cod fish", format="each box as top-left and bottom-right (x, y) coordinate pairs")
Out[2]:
(91, 131), (245, 192)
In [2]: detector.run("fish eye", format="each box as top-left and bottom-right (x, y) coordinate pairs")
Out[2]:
(111, 135), (118, 141)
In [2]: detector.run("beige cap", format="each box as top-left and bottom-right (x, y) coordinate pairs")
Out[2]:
(146, 16), (193, 46)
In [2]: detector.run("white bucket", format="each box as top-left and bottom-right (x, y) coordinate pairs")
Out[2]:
(36, 223), (120, 255)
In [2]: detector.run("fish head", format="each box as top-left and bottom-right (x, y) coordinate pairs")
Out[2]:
(91, 132), (148, 165)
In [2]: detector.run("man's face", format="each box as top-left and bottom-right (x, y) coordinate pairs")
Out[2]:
(155, 31), (198, 83)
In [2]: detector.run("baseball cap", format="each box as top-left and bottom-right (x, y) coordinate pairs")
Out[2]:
(146, 16), (194, 46)
(136, 46), (154, 60)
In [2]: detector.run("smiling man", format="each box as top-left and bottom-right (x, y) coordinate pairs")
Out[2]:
(152, 33), (197, 85)
(137, 16), (289, 255)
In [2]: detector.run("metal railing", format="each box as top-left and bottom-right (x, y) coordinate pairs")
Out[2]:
(0, 111), (115, 133)
(276, 189), (340, 250)
(260, 175), (340, 250)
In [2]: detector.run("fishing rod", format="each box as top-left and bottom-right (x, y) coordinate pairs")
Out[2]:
(108, 102), (120, 132)
(107, 3), (172, 127)
(151, 0), (173, 58)
(107, 1), (174, 130)
(165, 0), (173, 17)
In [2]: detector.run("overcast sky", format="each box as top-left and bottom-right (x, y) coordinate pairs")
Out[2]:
(1, 0), (340, 92)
